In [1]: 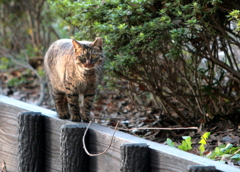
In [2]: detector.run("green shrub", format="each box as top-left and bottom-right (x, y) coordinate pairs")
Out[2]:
(49, 0), (240, 127)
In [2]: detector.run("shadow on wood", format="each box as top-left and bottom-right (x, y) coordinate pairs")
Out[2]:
(188, 165), (218, 172)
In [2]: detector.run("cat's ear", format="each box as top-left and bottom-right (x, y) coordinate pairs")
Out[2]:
(92, 37), (103, 49)
(72, 39), (83, 51)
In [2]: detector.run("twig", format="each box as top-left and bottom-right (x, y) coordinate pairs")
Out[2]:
(36, 81), (46, 106)
(82, 120), (119, 156)
(118, 127), (198, 131)
(230, 148), (240, 158)
(226, 74), (240, 84)
(233, 148), (240, 155)
(0, 77), (3, 95)
(119, 121), (139, 137)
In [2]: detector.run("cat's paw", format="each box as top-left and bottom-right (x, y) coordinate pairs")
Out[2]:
(70, 115), (81, 122)
(81, 115), (92, 123)
(58, 112), (70, 119)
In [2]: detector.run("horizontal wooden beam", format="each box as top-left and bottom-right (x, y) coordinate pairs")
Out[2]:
(0, 95), (239, 172)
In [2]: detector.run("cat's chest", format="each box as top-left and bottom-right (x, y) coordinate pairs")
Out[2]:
(65, 69), (98, 92)
(75, 75), (97, 91)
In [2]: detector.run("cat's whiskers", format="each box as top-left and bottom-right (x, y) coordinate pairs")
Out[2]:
(94, 65), (102, 74)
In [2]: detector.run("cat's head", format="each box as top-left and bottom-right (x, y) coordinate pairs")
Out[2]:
(72, 37), (104, 70)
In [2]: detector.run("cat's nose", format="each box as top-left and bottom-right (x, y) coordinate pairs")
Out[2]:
(86, 60), (91, 65)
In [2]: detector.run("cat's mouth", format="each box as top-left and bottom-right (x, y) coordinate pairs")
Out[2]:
(83, 64), (94, 70)
(83, 59), (95, 69)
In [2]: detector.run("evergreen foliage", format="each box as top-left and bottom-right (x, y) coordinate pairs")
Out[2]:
(46, 0), (240, 126)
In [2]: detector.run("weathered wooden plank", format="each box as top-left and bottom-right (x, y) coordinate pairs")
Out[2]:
(0, 102), (21, 171)
(120, 143), (149, 172)
(60, 124), (87, 172)
(0, 151), (17, 172)
(18, 112), (45, 172)
(0, 95), (239, 172)
(0, 96), (63, 172)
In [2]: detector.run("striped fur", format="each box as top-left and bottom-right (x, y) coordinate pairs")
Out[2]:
(44, 38), (104, 122)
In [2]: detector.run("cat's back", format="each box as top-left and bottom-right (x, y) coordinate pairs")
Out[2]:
(45, 39), (72, 58)
(44, 39), (75, 69)
(44, 39), (73, 78)
(50, 39), (93, 47)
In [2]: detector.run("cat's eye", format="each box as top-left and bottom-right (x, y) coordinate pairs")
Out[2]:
(77, 55), (87, 63)
(80, 58), (86, 63)
(91, 57), (98, 63)
(91, 54), (98, 58)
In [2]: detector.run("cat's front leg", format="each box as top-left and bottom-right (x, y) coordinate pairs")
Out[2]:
(82, 94), (95, 122)
(65, 79), (81, 121)
(66, 93), (81, 122)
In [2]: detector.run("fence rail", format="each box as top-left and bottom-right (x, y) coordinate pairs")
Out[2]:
(0, 95), (239, 172)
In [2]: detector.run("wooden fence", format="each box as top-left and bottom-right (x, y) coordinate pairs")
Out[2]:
(0, 95), (239, 172)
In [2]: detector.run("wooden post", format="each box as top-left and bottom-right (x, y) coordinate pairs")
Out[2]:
(120, 143), (149, 172)
(18, 112), (45, 172)
(188, 165), (217, 172)
(60, 124), (88, 172)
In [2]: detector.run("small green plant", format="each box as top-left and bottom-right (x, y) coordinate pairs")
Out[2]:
(198, 132), (211, 155)
(166, 132), (240, 165)
(206, 143), (240, 163)
(178, 136), (192, 151)
(166, 136), (192, 151)
(166, 138), (175, 148)
(0, 57), (10, 71)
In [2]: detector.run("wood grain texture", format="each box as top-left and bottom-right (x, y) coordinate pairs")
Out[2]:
(120, 143), (149, 172)
(60, 125), (87, 172)
(0, 95), (239, 172)
(0, 101), (23, 171)
(18, 112), (45, 172)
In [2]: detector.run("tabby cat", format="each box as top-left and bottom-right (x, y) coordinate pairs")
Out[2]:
(44, 38), (104, 122)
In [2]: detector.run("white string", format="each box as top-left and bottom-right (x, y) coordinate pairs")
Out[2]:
(82, 120), (119, 156)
